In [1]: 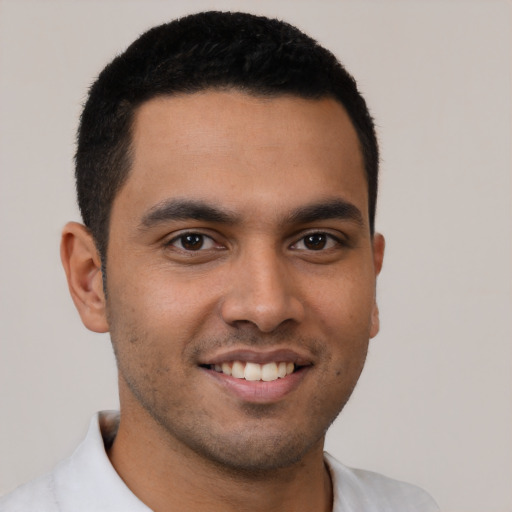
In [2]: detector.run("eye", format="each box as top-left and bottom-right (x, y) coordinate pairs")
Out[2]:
(168, 233), (218, 251)
(291, 232), (342, 251)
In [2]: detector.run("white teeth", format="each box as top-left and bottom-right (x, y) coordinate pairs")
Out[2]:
(244, 362), (261, 381)
(211, 360), (296, 381)
(221, 362), (232, 376)
(231, 361), (245, 379)
(261, 362), (278, 381)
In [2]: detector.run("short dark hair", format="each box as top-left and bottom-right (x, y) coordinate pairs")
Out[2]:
(76, 11), (379, 261)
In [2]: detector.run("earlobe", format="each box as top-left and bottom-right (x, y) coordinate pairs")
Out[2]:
(60, 222), (109, 333)
(370, 233), (385, 339)
(370, 303), (380, 339)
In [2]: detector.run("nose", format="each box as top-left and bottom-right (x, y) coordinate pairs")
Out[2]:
(220, 246), (305, 333)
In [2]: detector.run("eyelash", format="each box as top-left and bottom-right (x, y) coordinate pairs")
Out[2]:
(290, 231), (345, 251)
(165, 230), (346, 252)
(166, 232), (220, 251)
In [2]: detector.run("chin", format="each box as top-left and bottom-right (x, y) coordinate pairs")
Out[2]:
(186, 429), (324, 476)
(160, 405), (339, 477)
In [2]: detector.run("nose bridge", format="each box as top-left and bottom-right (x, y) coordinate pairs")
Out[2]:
(220, 241), (304, 332)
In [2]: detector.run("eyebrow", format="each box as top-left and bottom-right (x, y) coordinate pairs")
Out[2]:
(285, 198), (365, 227)
(139, 197), (365, 230)
(140, 198), (239, 229)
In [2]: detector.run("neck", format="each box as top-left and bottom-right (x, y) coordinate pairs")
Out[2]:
(107, 405), (332, 512)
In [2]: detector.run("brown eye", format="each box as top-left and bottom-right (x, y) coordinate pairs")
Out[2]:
(290, 232), (343, 252)
(169, 233), (217, 251)
(303, 233), (327, 250)
(181, 234), (204, 250)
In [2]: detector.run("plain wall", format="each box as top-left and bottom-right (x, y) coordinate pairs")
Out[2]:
(0, 1), (510, 511)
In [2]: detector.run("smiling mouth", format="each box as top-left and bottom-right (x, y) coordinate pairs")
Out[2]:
(201, 361), (299, 382)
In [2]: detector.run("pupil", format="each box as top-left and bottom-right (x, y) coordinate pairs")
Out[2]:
(305, 234), (326, 250)
(183, 234), (203, 250)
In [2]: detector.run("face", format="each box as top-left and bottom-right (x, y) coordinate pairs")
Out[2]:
(104, 91), (383, 472)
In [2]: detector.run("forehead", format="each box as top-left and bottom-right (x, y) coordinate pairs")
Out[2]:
(116, 91), (368, 226)
(132, 91), (362, 165)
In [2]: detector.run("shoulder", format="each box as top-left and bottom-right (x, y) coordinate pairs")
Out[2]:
(0, 413), (103, 512)
(325, 453), (440, 512)
(0, 471), (60, 512)
(0, 412), (150, 512)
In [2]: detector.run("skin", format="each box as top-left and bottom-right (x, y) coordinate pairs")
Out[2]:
(61, 91), (384, 512)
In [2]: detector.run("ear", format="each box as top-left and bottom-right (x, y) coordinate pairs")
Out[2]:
(60, 222), (109, 333)
(369, 233), (385, 339)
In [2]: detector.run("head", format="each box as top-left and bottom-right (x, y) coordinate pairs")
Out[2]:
(63, 11), (384, 476)
(75, 11), (379, 264)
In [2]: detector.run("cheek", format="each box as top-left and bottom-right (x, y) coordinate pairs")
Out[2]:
(311, 274), (376, 333)
(107, 263), (217, 338)
(105, 270), (225, 403)
(309, 275), (374, 372)
(106, 298), (187, 407)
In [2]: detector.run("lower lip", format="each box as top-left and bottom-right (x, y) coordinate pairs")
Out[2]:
(203, 367), (310, 403)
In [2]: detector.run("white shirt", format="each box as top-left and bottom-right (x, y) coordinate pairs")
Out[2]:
(0, 411), (439, 511)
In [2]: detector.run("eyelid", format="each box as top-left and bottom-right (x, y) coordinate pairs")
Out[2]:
(162, 228), (348, 252)
(290, 229), (347, 247)
(164, 230), (225, 251)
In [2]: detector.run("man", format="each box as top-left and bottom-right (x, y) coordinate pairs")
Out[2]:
(0, 11), (439, 512)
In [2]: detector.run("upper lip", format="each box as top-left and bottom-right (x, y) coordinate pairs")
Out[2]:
(198, 347), (314, 366)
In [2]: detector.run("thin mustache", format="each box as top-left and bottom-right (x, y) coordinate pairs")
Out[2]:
(185, 330), (325, 361)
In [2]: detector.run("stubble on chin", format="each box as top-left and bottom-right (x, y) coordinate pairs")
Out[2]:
(108, 313), (365, 477)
